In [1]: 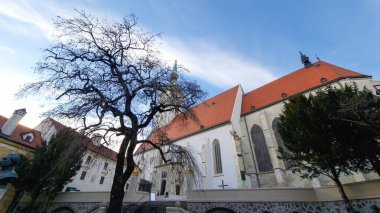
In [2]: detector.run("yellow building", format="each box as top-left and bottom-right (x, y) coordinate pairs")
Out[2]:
(0, 109), (42, 212)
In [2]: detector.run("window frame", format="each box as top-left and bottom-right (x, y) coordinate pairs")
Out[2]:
(212, 139), (223, 175)
(80, 171), (87, 180)
(99, 176), (105, 184)
(103, 162), (108, 170)
(251, 124), (273, 173)
(85, 156), (92, 165)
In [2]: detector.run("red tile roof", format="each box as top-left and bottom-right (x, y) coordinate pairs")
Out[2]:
(138, 85), (239, 152)
(0, 115), (43, 149)
(46, 118), (119, 162)
(241, 61), (367, 115)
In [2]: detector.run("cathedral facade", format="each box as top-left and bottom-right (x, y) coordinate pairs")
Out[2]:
(135, 60), (380, 199)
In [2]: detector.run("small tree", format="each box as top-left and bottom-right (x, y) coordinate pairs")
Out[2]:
(277, 85), (380, 213)
(19, 11), (206, 213)
(10, 129), (85, 212)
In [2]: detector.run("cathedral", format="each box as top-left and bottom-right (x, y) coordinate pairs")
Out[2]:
(1, 56), (379, 212)
(135, 56), (380, 200)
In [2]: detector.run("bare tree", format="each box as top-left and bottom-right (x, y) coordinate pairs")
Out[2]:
(136, 143), (204, 193)
(19, 10), (206, 213)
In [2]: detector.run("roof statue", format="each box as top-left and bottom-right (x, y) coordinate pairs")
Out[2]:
(299, 51), (312, 68)
(0, 153), (21, 185)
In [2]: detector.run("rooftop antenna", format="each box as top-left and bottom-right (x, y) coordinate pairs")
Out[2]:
(299, 51), (312, 68)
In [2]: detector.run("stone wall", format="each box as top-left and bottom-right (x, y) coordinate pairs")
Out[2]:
(30, 199), (380, 213)
(21, 180), (380, 212)
(40, 202), (101, 213)
(187, 199), (380, 213)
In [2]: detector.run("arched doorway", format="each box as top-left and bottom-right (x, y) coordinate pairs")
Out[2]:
(207, 207), (235, 213)
(52, 207), (74, 213)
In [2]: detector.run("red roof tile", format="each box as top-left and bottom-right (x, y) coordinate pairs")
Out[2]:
(45, 118), (119, 162)
(0, 115), (43, 149)
(241, 61), (367, 115)
(138, 85), (239, 152)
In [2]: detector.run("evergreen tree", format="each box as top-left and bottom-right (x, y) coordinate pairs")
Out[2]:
(277, 84), (380, 213)
(337, 85), (380, 175)
(11, 129), (85, 212)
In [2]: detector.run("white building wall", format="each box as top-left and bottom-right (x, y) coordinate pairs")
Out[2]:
(35, 119), (120, 192)
(136, 123), (244, 197)
(64, 150), (117, 192)
(239, 76), (379, 188)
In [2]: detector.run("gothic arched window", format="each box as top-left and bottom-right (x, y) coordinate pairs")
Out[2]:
(272, 118), (289, 169)
(213, 140), (223, 174)
(251, 125), (273, 172)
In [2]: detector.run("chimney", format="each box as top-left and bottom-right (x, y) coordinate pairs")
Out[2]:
(1, 109), (27, 136)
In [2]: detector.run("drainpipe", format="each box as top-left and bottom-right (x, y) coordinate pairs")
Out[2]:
(243, 116), (261, 188)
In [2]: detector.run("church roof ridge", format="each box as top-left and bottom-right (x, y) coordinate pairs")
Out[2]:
(241, 60), (368, 115)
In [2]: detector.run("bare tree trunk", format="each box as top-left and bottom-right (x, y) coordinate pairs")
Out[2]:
(107, 136), (135, 213)
(108, 173), (125, 213)
(107, 165), (135, 213)
(108, 139), (128, 213)
(331, 170), (356, 213)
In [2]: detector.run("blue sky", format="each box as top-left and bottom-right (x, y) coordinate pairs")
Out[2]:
(1, 0), (380, 127)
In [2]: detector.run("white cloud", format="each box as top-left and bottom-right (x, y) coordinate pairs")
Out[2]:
(0, 45), (15, 54)
(0, 0), (58, 40)
(0, 1), (124, 41)
(0, 69), (47, 128)
(0, 2), (277, 128)
(160, 38), (276, 92)
(0, 18), (43, 39)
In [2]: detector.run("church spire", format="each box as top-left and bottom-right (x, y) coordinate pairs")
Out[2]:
(170, 60), (179, 84)
(156, 60), (183, 128)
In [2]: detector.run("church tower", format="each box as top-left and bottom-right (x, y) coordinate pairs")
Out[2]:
(156, 60), (184, 127)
